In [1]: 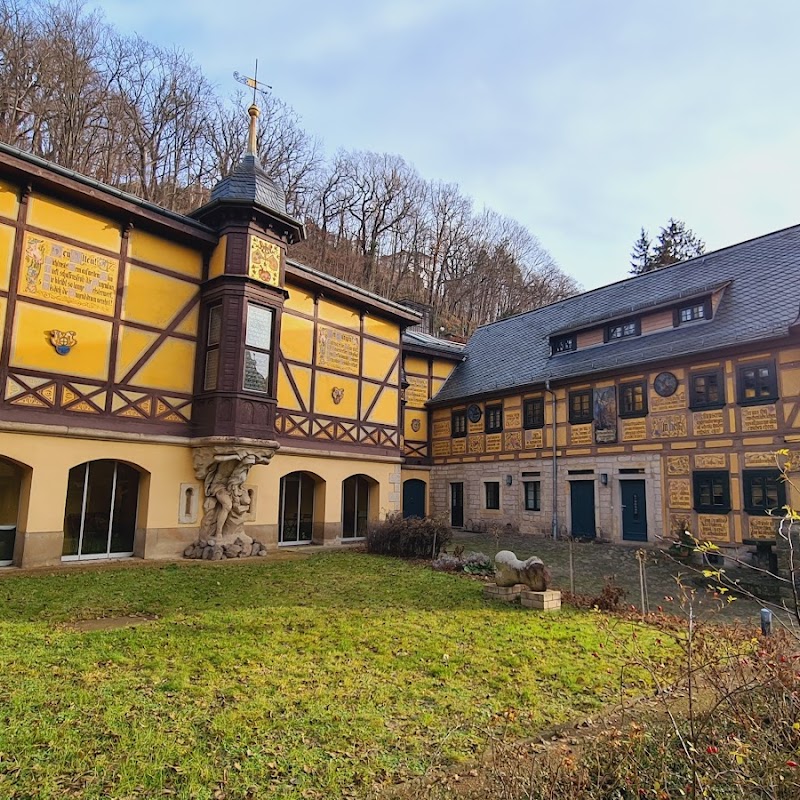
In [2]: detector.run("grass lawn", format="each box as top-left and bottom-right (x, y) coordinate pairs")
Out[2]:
(0, 553), (661, 799)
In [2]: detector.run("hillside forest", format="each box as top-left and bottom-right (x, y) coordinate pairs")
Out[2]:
(0, 0), (580, 336)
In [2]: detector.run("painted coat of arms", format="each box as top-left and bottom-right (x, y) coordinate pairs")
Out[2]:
(248, 236), (281, 286)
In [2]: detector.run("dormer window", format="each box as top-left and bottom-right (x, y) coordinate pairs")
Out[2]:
(551, 334), (576, 355)
(605, 319), (640, 342)
(675, 298), (711, 325)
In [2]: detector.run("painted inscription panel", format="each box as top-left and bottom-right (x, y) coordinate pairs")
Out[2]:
(622, 417), (647, 441)
(317, 325), (360, 374)
(432, 440), (451, 457)
(432, 419), (450, 438)
(504, 431), (522, 451)
(451, 437), (466, 455)
(668, 479), (692, 509)
(667, 456), (690, 475)
(650, 388), (686, 413)
(524, 429), (543, 449)
(405, 376), (428, 407)
(21, 233), (118, 315)
(747, 516), (778, 540)
(741, 404), (778, 432)
(505, 409), (521, 429)
(486, 434), (502, 453)
(248, 236), (281, 286)
(468, 435), (484, 454)
(571, 424), (592, 445)
(744, 452), (777, 468)
(693, 409), (724, 437)
(650, 414), (688, 439)
(697, 514), (731, 542)
(695, 454), (727, 469)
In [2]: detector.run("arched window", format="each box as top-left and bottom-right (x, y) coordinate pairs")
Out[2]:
(0, 457), (23, 566)
(342, 475), (372, 539)
(63, 460), (140, 560)
(279, 472), (315, 545)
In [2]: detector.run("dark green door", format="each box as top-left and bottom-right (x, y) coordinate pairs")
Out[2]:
(570, 480), (596, 539)
(403, 479), (426, 519)
(450, 482), (464, 528)
(621, 480), (648, 541)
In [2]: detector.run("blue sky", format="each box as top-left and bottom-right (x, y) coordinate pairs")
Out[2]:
(88, 0), (800, 290)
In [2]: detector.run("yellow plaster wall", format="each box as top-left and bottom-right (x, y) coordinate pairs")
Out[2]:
(363, 315), (399, 343)
(284, 282), (315, 315)
(405, 355), (428, 375)
(432, 359), (456, 379)
(362, 339), (399, 380)
(208, 235), (226, 280)
(28, 195), (121, 253)
(315, 372), (358, 418)
(123, 264), (198, 328)
(364, 387), (399, 425)
(115, 326), (159, 381)
(0, 179), (19, 219)
(0, 222), (15, 291)
(9, 301), (111, 380)
(318, 298), (359, 330)
(128, 337), (196, 394)
(280, 313), (314, 363)
(0, 431), (196, 533)
(128, 229), (203, 279)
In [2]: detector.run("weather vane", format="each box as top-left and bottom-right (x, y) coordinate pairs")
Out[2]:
(234, 60), (272, 105)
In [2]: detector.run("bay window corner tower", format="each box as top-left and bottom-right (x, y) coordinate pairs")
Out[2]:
(190, 103), (306, 439)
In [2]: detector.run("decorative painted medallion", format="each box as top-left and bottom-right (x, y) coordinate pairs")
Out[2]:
(248, 235), (281, 287)
(467, 403), (482, 423)
(49, 329), (77, 355)
(654, 371), (678, 397)
(411, 418), (421, 432)
(331, 387), (345, 404)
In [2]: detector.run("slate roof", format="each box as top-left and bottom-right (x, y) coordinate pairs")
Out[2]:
(209, 154), (287, 215)
(402, 329), (466, 359)
(431, 223), (800, 405)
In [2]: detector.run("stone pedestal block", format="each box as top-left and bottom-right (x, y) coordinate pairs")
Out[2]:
(520, 590), (561, 611)
(483, 583), (523, 602)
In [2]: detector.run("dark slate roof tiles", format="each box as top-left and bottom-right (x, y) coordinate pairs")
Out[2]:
(432, 223), (800, 404)
(209, 154), (287, 215)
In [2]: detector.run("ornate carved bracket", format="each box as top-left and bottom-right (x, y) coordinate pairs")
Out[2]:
(192, 441), (278, 544)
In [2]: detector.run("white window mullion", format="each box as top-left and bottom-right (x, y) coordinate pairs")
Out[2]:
(77, 463), (90, 559)
(106, 462), (118, 555)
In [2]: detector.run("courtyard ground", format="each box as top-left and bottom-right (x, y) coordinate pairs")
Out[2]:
(0, 551), (663, 800)
(448, 529), (780, 627)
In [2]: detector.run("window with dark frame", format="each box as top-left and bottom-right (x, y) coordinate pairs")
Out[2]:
(606, 318), (640, 342)
(523, 397), (545, 429)
(675, 298), (711, 325)
(692, 470), (731, 513)
(551, 334), (576, 354)
(485, 481), (500, 510)
(569, 390), (593, 424)
(690, 371), (725, 409)
(485, 404), (503, 433)
(451, 410), (467, 438)
(523, 480), (541, 511)
(737, 362), (778, 405)
(743, 469), (786, 515)
(203, 305), (222, 391)
(619, 381), (647, 417)
(242, 303), (274, 394)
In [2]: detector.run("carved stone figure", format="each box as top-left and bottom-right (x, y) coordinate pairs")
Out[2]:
(494, 550), (550, 591)
(192, 444), (277, 545)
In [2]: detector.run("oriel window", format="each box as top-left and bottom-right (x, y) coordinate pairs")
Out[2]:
(203, 305), (222, 391)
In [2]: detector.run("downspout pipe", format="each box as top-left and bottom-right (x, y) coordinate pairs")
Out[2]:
(545, 379), (558, 540)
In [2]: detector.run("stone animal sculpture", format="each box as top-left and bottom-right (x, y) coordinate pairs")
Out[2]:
(494, 550), (550, 590)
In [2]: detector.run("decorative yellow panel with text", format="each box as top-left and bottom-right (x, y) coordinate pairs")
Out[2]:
(128, 229), (203, 278)
(123, 264), (197, 328)
(20, 232), (118, 316)
(28, 195), (121, 253)
(317, 324), (360, 374)
(10, 301), (111, 380)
